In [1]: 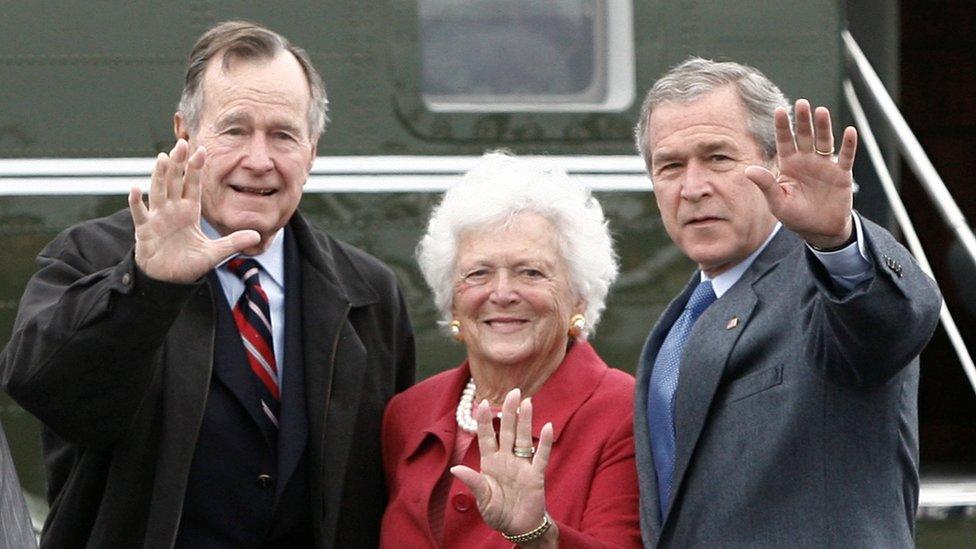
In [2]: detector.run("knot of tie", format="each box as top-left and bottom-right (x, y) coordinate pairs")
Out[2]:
(226, 258), (262, 286)
(685, 280), (717, 319)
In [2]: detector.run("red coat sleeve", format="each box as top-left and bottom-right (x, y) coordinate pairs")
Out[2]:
(549, 391), (641, 548)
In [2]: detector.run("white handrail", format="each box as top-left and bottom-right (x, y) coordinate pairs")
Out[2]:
(0, 155), (651, 195)
(842, 30), (976, 275)
(844, 80), (976, 396)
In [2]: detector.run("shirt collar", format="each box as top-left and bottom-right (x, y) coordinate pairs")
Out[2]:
(201, 219), (285, 288)
(702, 222), (782, 298)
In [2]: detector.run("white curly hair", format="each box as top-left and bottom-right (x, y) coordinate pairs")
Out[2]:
(417, 151), (619, 338)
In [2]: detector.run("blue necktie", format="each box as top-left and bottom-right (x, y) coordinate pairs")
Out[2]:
(647, 280), (717, 517)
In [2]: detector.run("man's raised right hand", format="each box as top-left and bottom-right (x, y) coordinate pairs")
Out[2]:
(127, 139), (260, 284)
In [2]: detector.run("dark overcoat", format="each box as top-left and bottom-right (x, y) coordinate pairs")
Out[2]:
(0, 209), (416, 548)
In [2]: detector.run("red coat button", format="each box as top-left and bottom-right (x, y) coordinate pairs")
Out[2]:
(452, 492), (473, 512)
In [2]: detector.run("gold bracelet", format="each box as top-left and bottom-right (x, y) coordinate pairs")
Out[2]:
(502, 512), (552, 544)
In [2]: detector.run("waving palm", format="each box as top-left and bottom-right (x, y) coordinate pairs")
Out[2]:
(745, 99), (858, 249)
(128, 139), (260, 283)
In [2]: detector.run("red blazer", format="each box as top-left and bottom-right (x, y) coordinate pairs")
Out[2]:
(380, 341), (641, 548)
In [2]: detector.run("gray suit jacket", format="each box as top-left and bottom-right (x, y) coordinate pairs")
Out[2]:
(634, 216), (941, 548)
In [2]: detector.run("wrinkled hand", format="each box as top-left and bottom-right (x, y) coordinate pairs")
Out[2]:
(128, 139), (260, 283)
(451, 388), (555, 541)
(745, 99), (858, 248)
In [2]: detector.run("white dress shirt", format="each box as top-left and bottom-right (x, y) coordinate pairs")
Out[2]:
(202, 220), (287, 381)
(705, 215), (873, 298)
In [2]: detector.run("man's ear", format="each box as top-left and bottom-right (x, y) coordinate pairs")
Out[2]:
(174, 113), (190, 141)
(307, 139), (318, 173)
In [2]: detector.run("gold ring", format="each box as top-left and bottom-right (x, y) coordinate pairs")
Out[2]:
(815, 146), (834, 156)
(513, 445), (535, 458)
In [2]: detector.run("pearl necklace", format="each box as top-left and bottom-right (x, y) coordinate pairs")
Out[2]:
(455, 377), (479, 433)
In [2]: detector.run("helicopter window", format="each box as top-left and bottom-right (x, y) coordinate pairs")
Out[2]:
(417, 0), (634, 112)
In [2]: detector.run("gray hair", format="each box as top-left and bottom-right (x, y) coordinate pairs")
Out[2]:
(417, 152), (619, 338)
(177, 20), (328, 138)
(634, 57), (790, 165)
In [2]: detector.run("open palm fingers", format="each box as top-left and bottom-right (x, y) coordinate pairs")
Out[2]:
(451, 464), (492, 505)
(514, 396), (534, 459)
(812, 106), (834, 155)
(497, 389), (520, 454)
(148, 139), (207, 209)
(532, 421), (553, 476)
(148, 151), (168, 210)
(514, 397), (552, 477)
(792, 99), (816, 153)
(164, 140), (188, 200)
(837, 126), (857, 171)
(791, 100), (839, 158)
(183, 145), (206, 202)
(128, 186), (149, 226)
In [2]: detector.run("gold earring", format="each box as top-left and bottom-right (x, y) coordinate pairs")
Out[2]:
(449, 320), (462, 341)
(568, 314), (586, 338)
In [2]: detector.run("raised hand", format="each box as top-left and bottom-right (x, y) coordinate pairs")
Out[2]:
(451, 388), (557, 544)
(128, 139), (260, 283)
(745, 99), (858, 249)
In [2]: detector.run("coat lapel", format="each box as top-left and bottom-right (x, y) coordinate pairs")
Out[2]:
(290, 213), (380, 542)
(401, 366), (471, 546)
(207, 272), (278, 446)
(530, 341), (606, 441)
(665, 228), (796, 525)
(276, 228), (308, 499)
(404, 365), (469, 464)
(667, 279), (756, 520)
(146, 283), (216, 546)
(300, 265), (356, 540)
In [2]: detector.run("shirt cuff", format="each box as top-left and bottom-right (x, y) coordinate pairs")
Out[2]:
(807, 214), (873, 291)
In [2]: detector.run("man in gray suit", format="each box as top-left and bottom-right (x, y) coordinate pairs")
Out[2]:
(632, 57), (941, 547)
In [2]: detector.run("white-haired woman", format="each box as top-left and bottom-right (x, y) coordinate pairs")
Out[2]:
(380, 152), (640, 547)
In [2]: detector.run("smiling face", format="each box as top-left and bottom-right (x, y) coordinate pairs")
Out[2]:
(176, 51), (317, 254)
(452, 212), (583, 373)
(645, 85), (777, 277)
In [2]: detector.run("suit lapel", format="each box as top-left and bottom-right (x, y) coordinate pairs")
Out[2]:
(207, 271), (277, 444)
(276, 228), (308, 499)
(635, 274), (698, 535)
(665, 228), (797, 525)
(208, 272), (278, 446)
(667, 280), (756, 518)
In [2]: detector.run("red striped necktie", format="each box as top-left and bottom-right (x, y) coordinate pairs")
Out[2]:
(226, 258), (279, 428)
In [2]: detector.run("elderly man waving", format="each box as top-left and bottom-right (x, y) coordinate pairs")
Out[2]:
(1, 21), (414, 547)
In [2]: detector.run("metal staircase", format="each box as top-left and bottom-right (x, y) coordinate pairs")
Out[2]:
(843, 30), (976, 524)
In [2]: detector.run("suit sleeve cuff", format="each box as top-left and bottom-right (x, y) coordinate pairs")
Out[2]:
(807, 213), (873, 291)
(130, 259), (203, 310)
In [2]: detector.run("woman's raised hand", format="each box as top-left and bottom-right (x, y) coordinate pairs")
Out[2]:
(451, 388), (557, 544)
